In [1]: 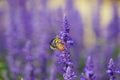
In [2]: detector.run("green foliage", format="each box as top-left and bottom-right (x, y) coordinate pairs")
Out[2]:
(0, 59), (10, 80)
(113, 47), (120, 59)
(78, 55), (85, 73)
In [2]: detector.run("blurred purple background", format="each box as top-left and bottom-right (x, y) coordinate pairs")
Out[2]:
(0, 0), (120, 80)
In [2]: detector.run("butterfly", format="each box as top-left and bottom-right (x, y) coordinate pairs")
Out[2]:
(50, 36), (65, 51)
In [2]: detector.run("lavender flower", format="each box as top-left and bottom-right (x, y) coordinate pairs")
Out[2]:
(36, 33), (50, 80)
(106, 58), (120, 80)
(65, 0), (84, 74)
(24, 63), (35, 80)
(106, 58), (116, 80)
(22, 40), (36, 80)
(19, 0), (33, 40)
(80, 56), (95, 80)
(6, 13), (21, 79)
(56, 16), (76, 80)
(107, 3), (119, 43)
(63, 66), (76, 80)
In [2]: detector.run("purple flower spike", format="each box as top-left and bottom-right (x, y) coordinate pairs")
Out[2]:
(59, 16), (73, 47)
(106, 58), (120, 80)
(63, 16), (70, 33)
(56, 16), (76, 80)
(85, 56), (95, 79)
(107, 3), (119, 43)
(106, 58), (116, 80)
(80, 56), (95, 80)
(63, 66), (76, 80)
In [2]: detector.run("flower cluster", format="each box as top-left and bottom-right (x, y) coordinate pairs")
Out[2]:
(56, 16), (76, 80)
(106, 58), (120, 80)
(80, 56), (95, 80)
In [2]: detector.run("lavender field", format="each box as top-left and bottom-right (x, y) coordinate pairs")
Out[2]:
(0, 0), (120, 80)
